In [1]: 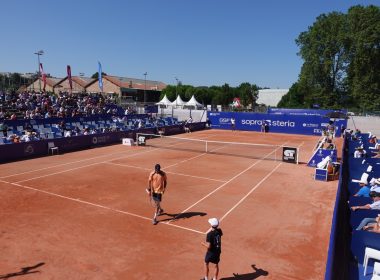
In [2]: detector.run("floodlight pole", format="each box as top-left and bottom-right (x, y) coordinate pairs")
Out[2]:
(34, 50), (44, 91)
(144, 72), (147, 104)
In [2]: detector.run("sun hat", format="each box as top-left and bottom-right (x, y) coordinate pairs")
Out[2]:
(208, 218), (219, 227)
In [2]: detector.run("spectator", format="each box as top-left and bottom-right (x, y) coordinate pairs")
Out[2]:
(351, 188), (380, 212)
(353, 180), (371, 197)
(354, 147), (366, 158)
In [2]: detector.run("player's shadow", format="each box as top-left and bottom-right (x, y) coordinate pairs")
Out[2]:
(220, 264), (268, 280)
(159, 211), (206, 222)
(0, 262), (45, 279)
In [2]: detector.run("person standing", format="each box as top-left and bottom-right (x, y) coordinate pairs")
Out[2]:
(147, 164), (167, 225)
(230, 117), (235, 131)
(202, 218), (223, 280)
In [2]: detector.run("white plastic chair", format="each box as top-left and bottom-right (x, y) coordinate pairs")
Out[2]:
(364, 247), (380, 276)
(48, 142), (59, 155)
(373, 262), (380, 279)
(352, 173), (369, 184)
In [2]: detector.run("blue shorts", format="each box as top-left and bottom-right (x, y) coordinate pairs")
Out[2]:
(152, 193), (162, 202)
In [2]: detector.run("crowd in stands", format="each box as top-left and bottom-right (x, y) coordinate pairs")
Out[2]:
(0, 114), (180, 144)
(0, 90), (124, 120)
(342, 129), (380, 277)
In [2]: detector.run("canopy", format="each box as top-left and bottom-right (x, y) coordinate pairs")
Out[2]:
(171, 95), (186, 107)
(185, 95), (203, 108)
(156, 94), (172, 106)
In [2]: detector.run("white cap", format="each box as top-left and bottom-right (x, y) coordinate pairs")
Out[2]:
(208, 218), (219, 227)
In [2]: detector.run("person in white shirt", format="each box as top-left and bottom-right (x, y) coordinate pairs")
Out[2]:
(354, 147), (366, 158)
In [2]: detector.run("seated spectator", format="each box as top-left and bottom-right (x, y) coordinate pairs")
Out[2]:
(369, 135), (378, 144)
(356, 215), (380, 231)
(352, 128), (361, 140)
(354, 180), (371, 197)
(351, 188), (380, 212)
(354, 147), (366, 158)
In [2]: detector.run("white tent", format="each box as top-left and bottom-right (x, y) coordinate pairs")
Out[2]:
(185, 95), (203, 108)
(171, 95), (186, 107)
(156, 94), (172, 106)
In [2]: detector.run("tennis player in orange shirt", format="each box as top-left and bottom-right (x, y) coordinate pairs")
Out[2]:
(147, 164), (167, 225)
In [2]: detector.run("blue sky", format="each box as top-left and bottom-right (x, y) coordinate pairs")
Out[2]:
(0, 0), (378, 88)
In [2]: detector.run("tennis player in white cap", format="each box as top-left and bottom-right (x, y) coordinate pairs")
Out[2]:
(201, 218), (223, 280)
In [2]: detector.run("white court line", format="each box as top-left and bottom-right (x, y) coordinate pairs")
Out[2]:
(13, 134), (221, 184)
(217, 162), (283, 226)
(1, 133), (219, 179)
(0, 179), (205, 235)
(104, 162), (226, 183)
(164, 141), (289, 224)
(215, 141), (305, 230)
(14, 147), (159, 184)
(0, 148), (133, 179)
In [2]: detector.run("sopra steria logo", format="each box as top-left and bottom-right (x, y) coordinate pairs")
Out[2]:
(241, 119), (295, 127)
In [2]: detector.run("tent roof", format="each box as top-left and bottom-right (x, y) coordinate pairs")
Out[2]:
(171, 95), (186, 106)
(156, 94), (172, 105)
(186, 95), (203, 107)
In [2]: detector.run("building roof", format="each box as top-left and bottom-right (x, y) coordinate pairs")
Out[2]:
(104, 75), (166, 91)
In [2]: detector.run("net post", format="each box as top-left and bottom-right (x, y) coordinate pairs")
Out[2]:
(206, 141), (208, 153)
(297, 147), (300, 164)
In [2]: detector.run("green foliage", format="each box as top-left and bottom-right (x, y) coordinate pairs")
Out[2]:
(91, 72), (107, 79)
(0, 73), (32, 91)
(280, 5), (380, 111)
(160, 82), (260, 107)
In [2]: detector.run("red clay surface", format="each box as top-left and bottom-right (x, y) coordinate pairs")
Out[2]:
(0, 130), (341, 279)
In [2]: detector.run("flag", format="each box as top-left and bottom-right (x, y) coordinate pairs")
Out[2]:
(67, 65), (72, 90)
(98, 61), (103, 92)
(39, 63), (47, 92)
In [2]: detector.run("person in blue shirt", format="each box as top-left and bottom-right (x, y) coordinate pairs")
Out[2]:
(354, 181), (371, 197)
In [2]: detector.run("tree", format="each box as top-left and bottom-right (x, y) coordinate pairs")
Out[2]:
(91, 72), (107, 79)
(346, 5), (380, 111)
(296, 11), (348, 108)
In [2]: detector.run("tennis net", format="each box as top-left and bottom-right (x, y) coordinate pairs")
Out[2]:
(136, 133), (292, 162)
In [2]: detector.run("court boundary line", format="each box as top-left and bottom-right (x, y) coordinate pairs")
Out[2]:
(217, 141), (305, 228)
(0, 148), (137, 179)
(218, 162), (283, 225)
(0, 179), (205, 235)
(104, 162), (226, 183)
(164, 141), (289, 224)
(9, 134), (220, 183)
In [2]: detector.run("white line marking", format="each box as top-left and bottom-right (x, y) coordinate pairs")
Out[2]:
(166, 142), (288, 224)
(14, 148), (159, 184)
(0, 148), (133, 179)
(0, 179), (204, 235)
(104, 162), (226, 183)
(217, 162), (283, 226)
(1, 134), (218, 179)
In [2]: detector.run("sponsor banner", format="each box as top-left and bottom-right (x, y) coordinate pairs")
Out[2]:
(207, 112), (347, 136)
(307, 148), (338, 167)
(268, 108), (347, 116)
(282, 147), (298, 164)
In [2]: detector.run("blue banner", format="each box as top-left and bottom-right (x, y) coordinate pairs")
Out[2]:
(98, 61), (103, 92)
(268, 108), (347, 116)
(307, 148), (338, 167)
(207, 111), (347, 137)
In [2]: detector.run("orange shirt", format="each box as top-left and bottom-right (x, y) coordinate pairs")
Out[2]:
(148, 171), (167, 194)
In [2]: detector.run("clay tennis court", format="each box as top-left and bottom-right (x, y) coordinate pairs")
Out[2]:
(0, 130), (340, 280)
